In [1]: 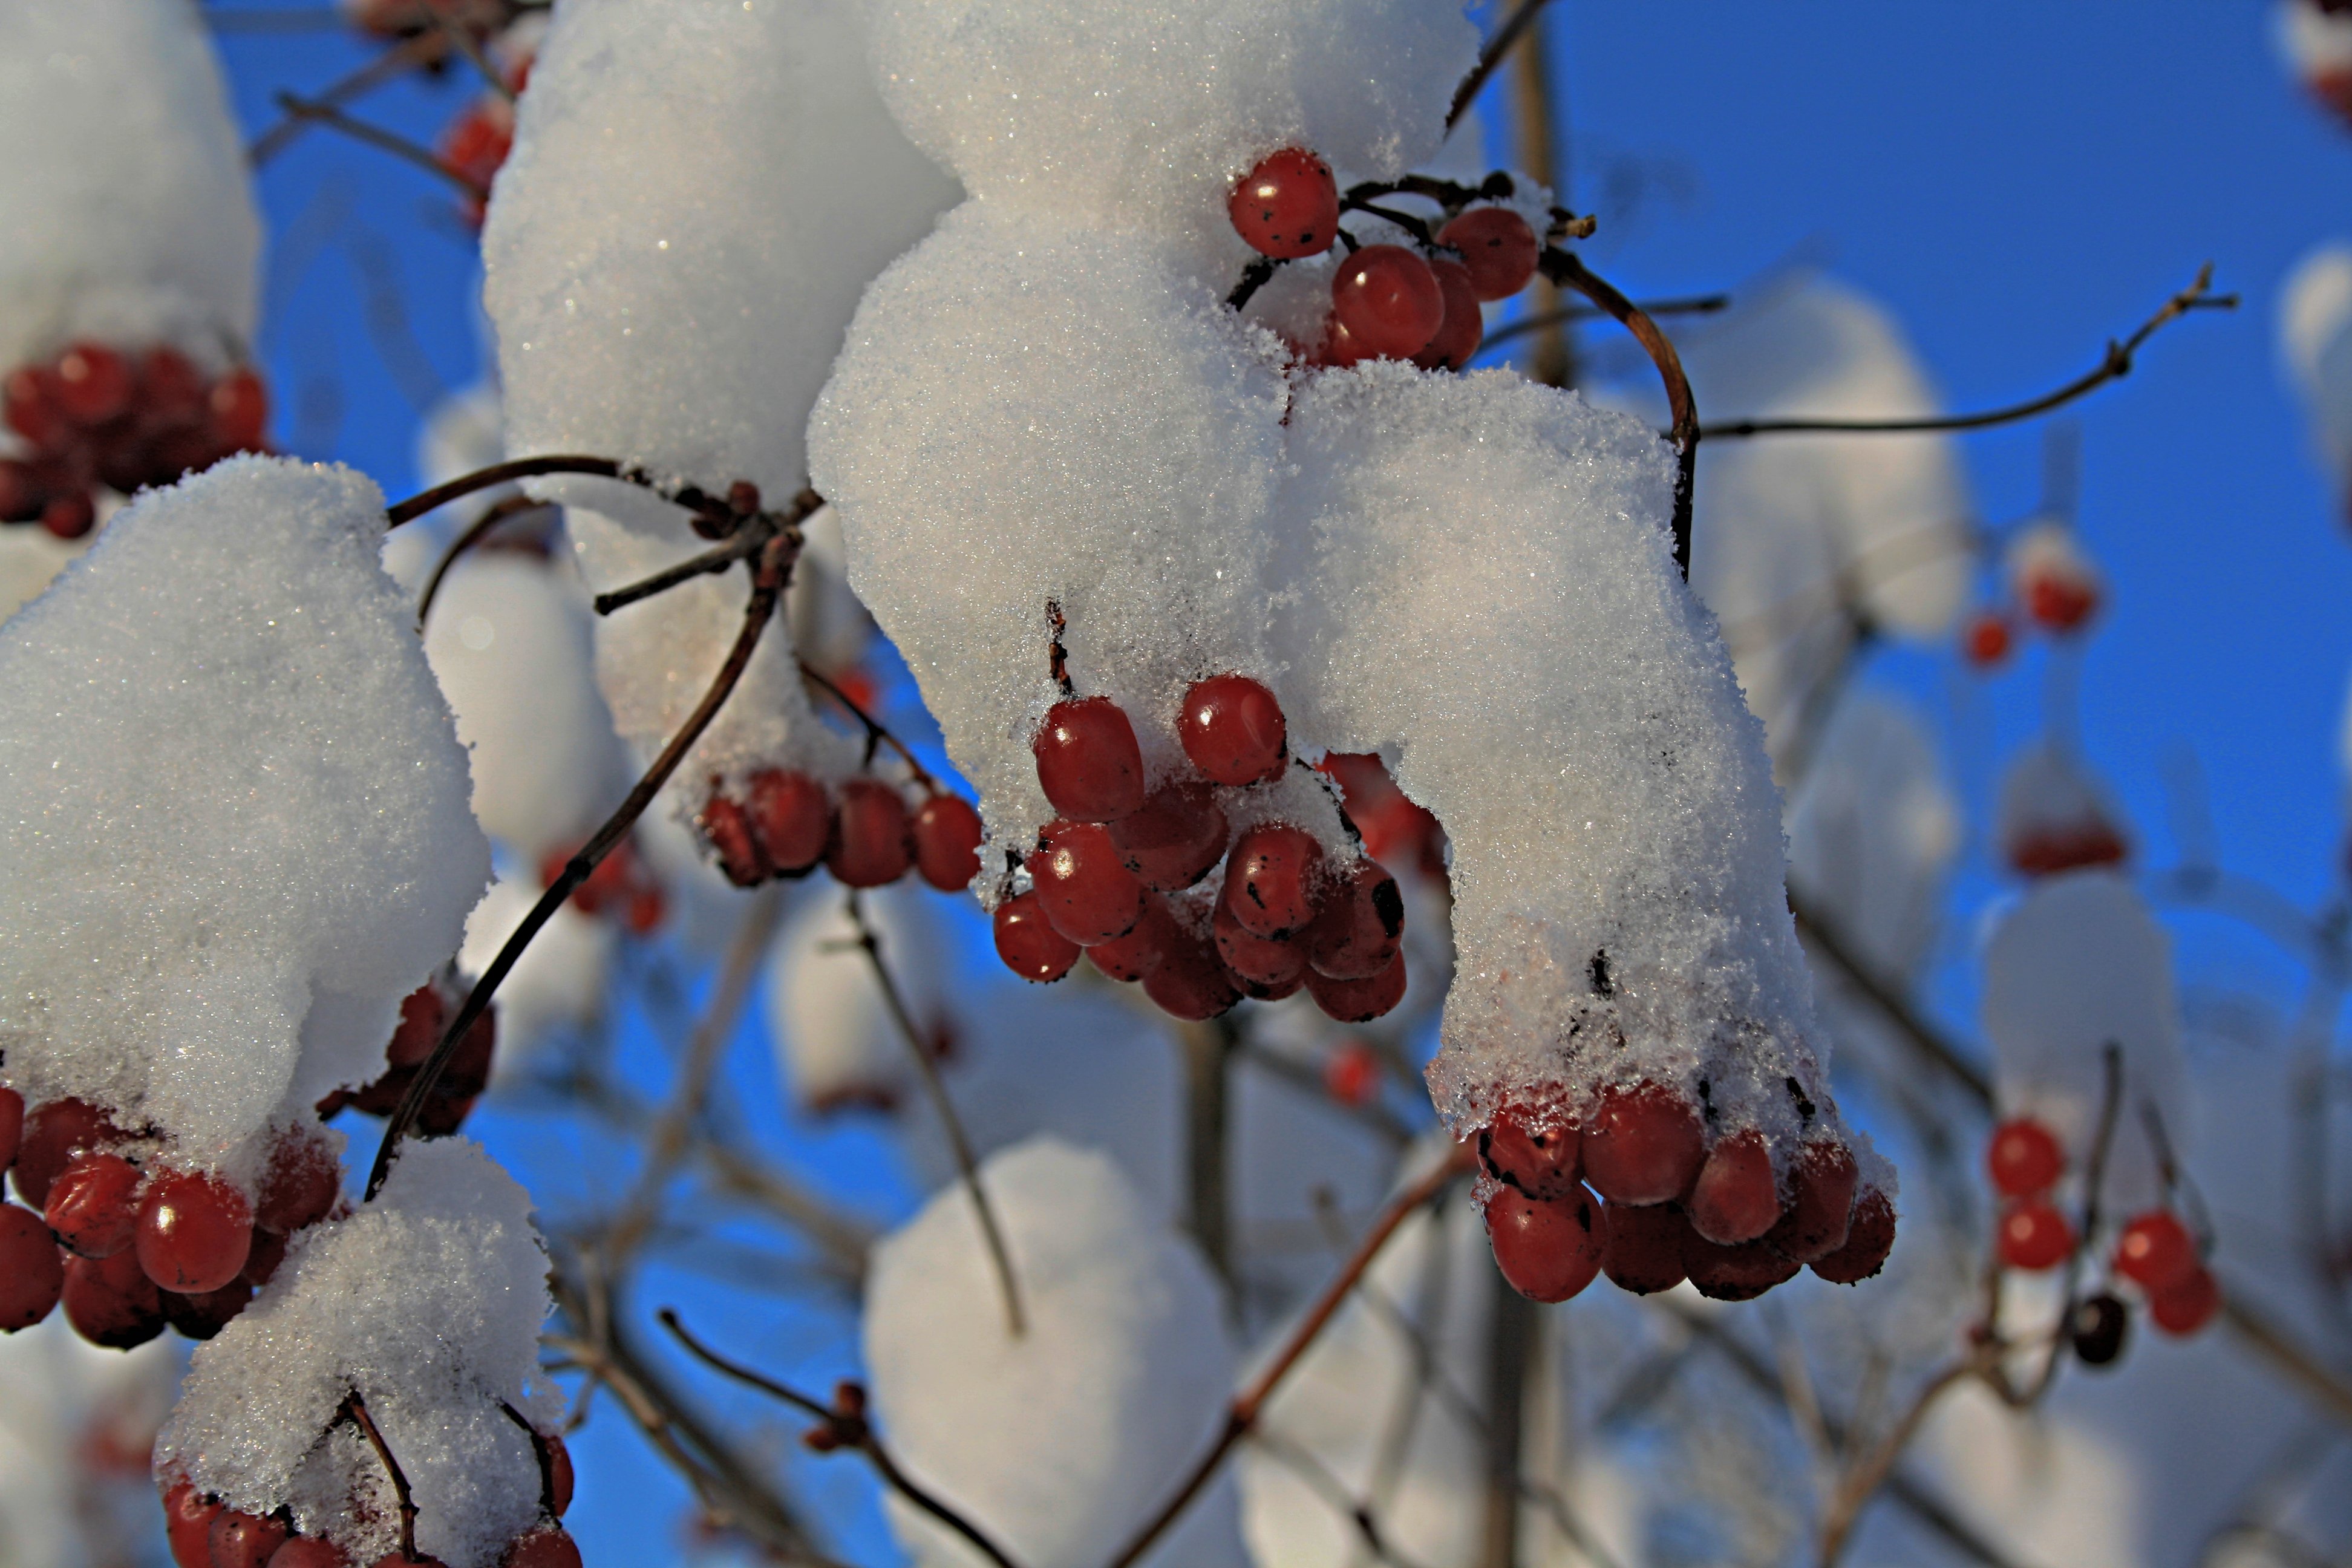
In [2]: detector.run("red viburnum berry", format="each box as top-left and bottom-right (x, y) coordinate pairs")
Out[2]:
(367, 1556), (448, 1568)
(544, 1431), (575, 1515)
(2025, 572), (2098, 634)
(1228, 148), (1340, 260)
(0, 459), (38, 524)
(1684, 1234), (1801, 1302)
(1986, 1116), (2065, 1199)
(1686, 1130), (1779, 1246)
(1486, 1186), (1604, 1304)
(270, 1538), (352, 1568)
(1963, 612), (2013, 668)
(387, 982), (448, 1071)
(1109, 783), (1230, 892)
(137, 1171), (253, 1295)
(911, 794), (984, 890)
(163, 1277), (253, 1341)
(501, 1528), (583, 1568)
(1221, 823), (1324, 939)
(45, 1151), (143, 1258)
(1437, 206), (1540, 301)
(3, 367), (68, 451)
(62, 1247), (165, 1348)
(0, 1084), (22, 1172)
(163, 1480), (225, 1568)
(13, 1097), (117, 1210)
(701, 792), (768, 886)
(826, 779), (913, 888)
(40, 491), (95, 540)
(1765, 1140), (1858, 1264)
(1322, 1042), (1382, 1108)
(1178, 675), (1287, 786)
(1411, 257), (1483, 372)
(211, 1510), (292, 1568)
(1142, 921), (1241, 1022)
(1304, 860), (1403, 981)
(0, 1202), (65, 1330)
(1579, 1083), (1706, 1206)
(2113, 1209), (2198, 1294)
(1330, 245), (1445, 360)
(1598, 1200), (1693, 1295)
(750, 769), (831, 874)
(54, 342), (134, 426)
(1032, 697), (1146, 822)
(2148, 1265), (2220, 1336)
(1480, 1111), (1580, 1201)
(209, 367), (269, 454)
(1085, 895), (1177, 984)
(1996, 1198), (2074, 1272)
(1304, 950), (1405, 1022)
(139, 347), (207, 430)
(255, 1133), (341, 1236)
(993, 892), (1079, 984)
(1811, 1187), (1896, 1284)
(1212, 898), (1305, 993)
(1031, 820), (1144, 946)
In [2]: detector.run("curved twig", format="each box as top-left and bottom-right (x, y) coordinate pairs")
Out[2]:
(799, 661), (937, 788)
(385, 454), (736, 532)
(249, 36), (440, 164)
(341, 1391), (420, 1561)
(592, 488), (822, 616)
(270, 92), (488, 200)
(416, 494), (549, 629)
(1447, 0), (1559, 129)
(1477, 293), (1731, 353)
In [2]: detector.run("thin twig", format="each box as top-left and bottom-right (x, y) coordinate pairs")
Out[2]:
(341, 1391), (419, 1562)
(416, 494), (548, 628)
(1447, 0), (1560, 129)
(432, 8), (515, 101)
(384, 453), (737, 532)
(800, 661), (938, 788)
(365, 535), (795, 1198)
(594, 488), (825, 616)
(1541, 247), (1699, 577)
(1478, 293), (1732, 353)
(844, 893), (1026, 1337)
(249, 37), (439, 164)
(660, 1311), (1029, 1568)
(1703, 266), (2235, 438)
(271, 92), (489, 200)
(1815, 1359), (1978, 1568)
(1102, 1144), (1476, 1568)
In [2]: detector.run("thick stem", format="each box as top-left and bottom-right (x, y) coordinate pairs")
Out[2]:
(341, 1391), (419, 1561)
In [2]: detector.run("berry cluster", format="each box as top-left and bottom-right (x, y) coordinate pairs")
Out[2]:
(0, 1088), (339, 1348)
(1961, 523), (2103, 668)
(1229, 149), (1549, 372)
(1476, 1085), (1895, 1305)
(318, 976), (498, 1137)
(1316, 752), (1446, 879)
(697, 768), (985, 895)
(1, 344), (269, 538)
(991, 676), (1409, 1025)
(442, 93), (518, 229)
(1987, 1114), (2219, 1341)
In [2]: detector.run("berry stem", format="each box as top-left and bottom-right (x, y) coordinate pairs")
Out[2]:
(340, 1390), (420, 1563)
(1477, 292), (1730, 354)
(590, 488), (825, 616)
(383, 453), (742, 534)
(416, 494), (549, 629)
(1446, 0), (1561, 129)
(270, 91), (491, 201)
(799, 659), (937, 788)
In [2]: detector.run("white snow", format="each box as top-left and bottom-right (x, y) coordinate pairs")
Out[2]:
(0, 0), (260, 379)
(764, 884), (949, 1114)
(1786, 692), (1959, 982)
(1993, 739), (2127, 876)
(157, 1140), (557, 1568)
(0, 457), (488, 1175)
(2278, 242), (2352, 489)
(459, 875), (612, 1080)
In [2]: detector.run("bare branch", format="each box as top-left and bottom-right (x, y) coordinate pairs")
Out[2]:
(1478, 293), (1732, 353)
(1447, 0), (1560, 130)
(416, 494), (549, 629)
(270, 92), (488, 200)
(799, 660), (939, 788)
(249, 37), (439, 164)
(384, 453), (743, 534)
(340, 1391), (420, 1562)
(593, 488), (826, 616)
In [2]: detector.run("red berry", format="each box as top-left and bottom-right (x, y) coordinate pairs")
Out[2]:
(1221, 823), (1325, 939)
(1410, 257), (1483, 372)
(1580, 1083), (1705, 1206)
(1304, 950), (1405, 1022)
(1228, 148), (1341, 259)
(1177, 675), (1287, 786)
(163, 1277), (253, 1340)
(1322, 1042), (1382, 1108)
(41, 491), (96, 540)
(209, 368), (269, 453)
(1764, 1140), (1858, 1263)
(544, 1430), (575, 1515)
(1109, 783), (1230, 892)
(240, 1227), (288, 1289)
(270, 1539), (351, 1568)
(13, 1097), (117, 1210)
(1212, 897), (1305, 992)
(501, 1529), (583, 1568)
(750, 769), (831, 874)
(1330, 245), (1445, 359)
(1317, 313), (1376, 370)
(1687, 1131), (1779, 1246)
(1598, 1200), (1693, 1295)
(993, 892), (1080, 984)
(62, 1247), (165, 1348)
(1086, 895), (1177, 983)
(1480, 1111), (1580, 1200)
(1437, 207), (1541, 301)
(1031, 697), (1146, 822)
(701, 792), (769, 886)
(163, 1481), (226, 1568)
(1485, 1186), (1604, 1304)
(0, 458), (39, 523)
(137, 1171), (253, 1295)
(54, 343), (133, 426)
(0, 1084), (22, 1172)
(387, 982), (447, 1070)
(1030, 820), (1143, 946)
(2025, 573), (2097, 633)
(438, 1008), (498, 1100)
(367, 1557), (448, 1568)
(139, 348), (208, 430)
(2148, 1265), (2220, 1336)
(3, 367), (68, 451)
(1142, 921), (1241, 1022)
(0, 1201), (64, 1330)
(1996, 1199), (2074, 1271)
(1303, 860), (1403, 980)
(1962, 612), (2013, 668)
(1986, 1117), (2065, 1199)
(912, 794), (984, 891)
(1811, 1187), (1897, 1284)
(254, 1134), (340, 1235)
(1684, 1235), (1800, 1301)
(2113, 1209), (2198, 1293)
(826, 779), (913, 887)
(211, 1510), (292, 1568)
(45, 1151), (143, 1258)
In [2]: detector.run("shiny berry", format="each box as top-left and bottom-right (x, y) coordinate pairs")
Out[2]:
(1580, 1083), (1705, 1206)
(254, 1134), (340, 1235)
(241, 1228), (288, 1289)
(137, 1171), (253, 1295)
(826, 779), (913, 887)
(2025, 573), (2097, 633)
(1987, 1116), (2065, 1198)
(13, 1097), (116, 1210)
(1212, 898), (1305, 991)
(54, 343), (134, 426)
(1480, 1111), (1580, 1200)
(163, 1480), (225, 1568)
(1436, 206), (1540, 301)
(701, 793), (768, 886)
(1599, 1200), (1693, 1295)
(139, 347), (207, 429)
(750, 769), (831, 874)
(1178, 675), (1287, 786)
(1330, 245), (1445, 359)
(1410, 257), (1483, 372)
(1228, 149), (1341, 259)
(2071, 1292), (2129, 1367)
(211, 1510), (292, 1568)
(1996, 1199), (2074, 1272)
(3, 367), (67, 450)
(1486, 1186), (1603, 1303)
(45, 1151), (143, 1258)
(1687, 1131), (1779, 1246)
(1142, 922), (1241, 1022)
(0, 459), (38, 523)
(1085, 895), (1176, 983)
(62, 1247), (165, 1348)
(1684, 1235), (1800, 1301)
(2113, 1209), (2198, 1293)
(1221, 823), (1325, 939)
(1811, 1187), (1897, 1284)
(1030, 820), (1143, 946)
(1764, 1140), (1857, 1263)
(0, 1202), (64, 1330)
(2148, 1266), (2220, 1336)
(1304, 950), (1405, 1022)
(993, 892), (1079, 984)
(209, 367), (269, 453)
(1304, 860), (1403, 980)
(1109, 783), (1229, 892)
(1032, 697), (1146, 822)
(912, 794), (984, 890)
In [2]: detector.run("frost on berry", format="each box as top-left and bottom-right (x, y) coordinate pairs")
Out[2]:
(1995, 741), (2129, 878)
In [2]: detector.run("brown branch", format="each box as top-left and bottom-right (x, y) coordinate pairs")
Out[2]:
(844, 893), (1026, 1338)
(660, 1310), (1028, 1568)
(416, 494), (548, 629)
(1815, 1359), (1978, 1568)
(800, 661), (938, 789)
(1541, 247), (1699, 577)
(595, 488), (826, 616)
(1788, 893), (1993, 1108)
(1102, 1143), (1476, 1568)
(1478, 293), (1732, 353)
(341, 1391), (419, 1562)
(249, 36), (439, 164)
(270, 93), (489, 200)
(496, 1400), (561, 1520)
(365, 533), (795, 1198)
(384, 454), (738, 533)
(1703, 266), (2235, 439)
(1447, 0), (1560, 129)
(2217, 1289), (2352, 1430)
